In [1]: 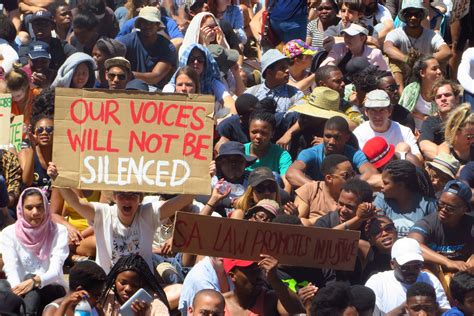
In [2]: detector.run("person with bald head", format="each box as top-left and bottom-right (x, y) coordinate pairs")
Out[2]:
(188, 289), (225, 316)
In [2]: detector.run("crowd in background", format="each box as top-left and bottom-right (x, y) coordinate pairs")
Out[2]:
(0, 0), (473, 314)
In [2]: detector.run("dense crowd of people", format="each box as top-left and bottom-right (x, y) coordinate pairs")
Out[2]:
(0, 0), (473, 314)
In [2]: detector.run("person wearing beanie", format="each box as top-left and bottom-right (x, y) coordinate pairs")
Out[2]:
(365, 238), (450, 314)
(409, 180), (474, 271)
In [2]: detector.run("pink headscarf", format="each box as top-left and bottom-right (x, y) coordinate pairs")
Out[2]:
(15, 188), (58, 261)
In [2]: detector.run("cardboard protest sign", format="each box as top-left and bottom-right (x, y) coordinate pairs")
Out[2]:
(0, 94), (12, 148)
(10, 115), (24, 152)
(53, 88), (215, 194)
(172, 212), (360, 270)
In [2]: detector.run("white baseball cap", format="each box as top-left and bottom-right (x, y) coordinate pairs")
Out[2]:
(342, 23), (369, 36)
(391, 238), (424, 265)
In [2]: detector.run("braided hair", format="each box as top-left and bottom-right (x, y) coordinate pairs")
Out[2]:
(100, 254), (169, 309)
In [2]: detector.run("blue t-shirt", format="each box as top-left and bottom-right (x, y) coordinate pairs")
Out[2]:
(373, 192), (437, 237)
(270, 0), (307, 21)
(116, 16), (183, 39)
(297, 144), (368, 181)
(116, 31), (177, 87)
(244, 143), (292, 175)
(443, 307), (465, 316)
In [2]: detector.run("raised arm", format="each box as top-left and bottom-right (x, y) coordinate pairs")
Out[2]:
(47, 162), (95, 223)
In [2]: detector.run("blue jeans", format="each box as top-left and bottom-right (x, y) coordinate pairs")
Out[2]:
(152, 253), (185, 284)
(270, 13), (308, 43)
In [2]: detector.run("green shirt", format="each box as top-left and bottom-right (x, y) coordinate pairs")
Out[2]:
(244, 143), (293, 175)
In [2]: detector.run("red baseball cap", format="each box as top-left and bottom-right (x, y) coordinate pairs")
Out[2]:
(223, 259), (255, 274)
(362, 137), (395, 169)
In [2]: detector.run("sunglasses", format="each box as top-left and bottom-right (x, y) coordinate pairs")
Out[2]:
(371, 223), (397, 237)
(403, 10), (424, 18)
(36, 126), (54, 134)
(254, 182), (277, 194)
(107, 73), (127, 80)
(188, 55), (205, 64)
(332, 171), (355, 180)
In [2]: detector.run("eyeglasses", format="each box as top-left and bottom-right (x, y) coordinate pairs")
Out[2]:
(107, 73), (127, 80)
(254, 183), (277, 194)
(36, 126), (54, 134)
(188, 55), (205, 64)
(385, 84), (399, 92)
(438, 201), (459, 214)
(403, 10), (424, 19)
(371, 223), (397, 237)
(332, 171), (355, 180)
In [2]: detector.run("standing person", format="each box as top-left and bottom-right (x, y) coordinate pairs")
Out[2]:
(375, 160), (437, 237)
(418, 80), (461, 161)
(383, 0), (451, 91)
(0, 188), (69, 315)
(306, 0), (340, 49)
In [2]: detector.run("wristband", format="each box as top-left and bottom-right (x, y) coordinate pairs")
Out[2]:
(206, 203), (215, 209)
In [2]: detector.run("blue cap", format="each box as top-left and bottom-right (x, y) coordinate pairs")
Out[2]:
(30, 10), (54, 23)
(125, 79), (149, 91)
(443, 180), (472, 209)
(28, 41), (51, 60)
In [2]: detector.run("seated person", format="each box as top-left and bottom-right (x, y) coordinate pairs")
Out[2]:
(443, 272), (474, 316)
(353, 89), (422, 161)
(116, 6), (177, 89)
(295, 154), (355, 225)
(188, 289), (226, 316)
(350, 285), (376, 316)
(361, 215), (398, 283)
(42, 261), (107, 315)
(310, 282), (358, 316)
(425, 153), (460, 196)
(419, 80), (462, 161)
(286, 116), (378, 188)
(365, 238), (450, 314)
(0, 188), (69, 315)
(282, 39), (317, 95)
(21, 40), (57, 89)
(387, 282), (441, 316)
(71, 0), (119, 38)
(100, 254), (170, 315)
(409, 180), (474, 272)
(222, 257), (305, 314)
(68, 8), (100, 55)
(374, 160), (437, 237)
(19, 10), (77, 71)
(104, 57), (133, 90)
(244, 111), (293, 192)
(360, 0), (393, 42)
(321, 23), (388, 72)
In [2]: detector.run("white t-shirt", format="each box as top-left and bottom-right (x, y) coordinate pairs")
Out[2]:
(457, 47), (474, 94)
(0, 223), (69, 288)
(354, 120), (421, 156)
(414, 95), (433, 129)
(362, 3), (393, 27)
(385, 28), (446, 55)
(365, 270), (450, 313)
(92, 202), (162, 274)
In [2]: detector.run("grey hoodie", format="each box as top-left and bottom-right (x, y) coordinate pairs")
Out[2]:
(52, 52), (97, 88)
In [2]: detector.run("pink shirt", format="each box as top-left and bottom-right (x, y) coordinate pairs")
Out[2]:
(321, 43), (388, 71)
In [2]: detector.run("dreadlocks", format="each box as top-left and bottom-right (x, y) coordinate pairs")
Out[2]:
(100, 254), (169, 309)
(384, 160), (432, 196)
(351, 66), (387, 93)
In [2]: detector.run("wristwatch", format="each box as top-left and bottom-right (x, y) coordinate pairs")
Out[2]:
(31, 277), (41, 289)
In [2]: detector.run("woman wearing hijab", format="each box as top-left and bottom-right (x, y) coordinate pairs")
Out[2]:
(0, 187), (69, 315)
(163, 43), (236, 115)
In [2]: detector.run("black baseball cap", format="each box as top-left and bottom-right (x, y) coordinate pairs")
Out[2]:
(248, 167), (276, 187)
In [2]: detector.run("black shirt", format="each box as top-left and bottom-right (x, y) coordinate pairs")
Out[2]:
(361, 248), (391, 284)
(419, 116), (444, 145)
(216, 115), (249, 144)
(410, 212), (474, 262)
(392, 104), (416, 132)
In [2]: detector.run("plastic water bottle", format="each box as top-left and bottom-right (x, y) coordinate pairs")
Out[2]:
(74, 297), (92, 316)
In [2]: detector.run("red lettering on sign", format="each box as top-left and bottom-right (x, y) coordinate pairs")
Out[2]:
(182, 133), (211, 160)
(70, 99), (121, 125)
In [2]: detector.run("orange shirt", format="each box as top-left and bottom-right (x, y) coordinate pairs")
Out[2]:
(11, 88), (40, 126)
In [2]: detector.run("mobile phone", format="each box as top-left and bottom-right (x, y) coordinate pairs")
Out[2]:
(118, 288), (153, 316)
